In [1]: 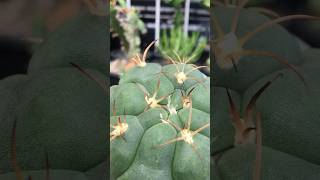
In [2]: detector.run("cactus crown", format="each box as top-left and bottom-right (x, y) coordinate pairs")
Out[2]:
(71, 39), (210, 179)
(108, 41), (210, 180)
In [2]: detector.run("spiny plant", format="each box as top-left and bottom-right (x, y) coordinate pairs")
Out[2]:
(226, 73), (282, 146)
(159, 26), (207, 64)
(0, 68), (108, 180)
(242, 51), (320, 166)
(212, 1), (320, 179)
(213, 74), (293, 180)
(212, 55), (320, 180)
(28, 8), (107, 74)
(109, 41), (210, 180)
(212, 0), (320, 92)
(212, 47), (320, 179)
(110, 0), (147, 58)
(0, 118), (101, 180)
(0, 7), (107, 179)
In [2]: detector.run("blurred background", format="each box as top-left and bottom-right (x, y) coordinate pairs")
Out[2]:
(247, 0), (320, 47)
(110, 0), (210, 85)
(1, 0), (319, 82)
(0, 0), (97, 79)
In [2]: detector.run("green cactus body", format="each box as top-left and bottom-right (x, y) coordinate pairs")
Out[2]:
(212, 7), (303, 92)
(0, 5), (108, 179)
(243, 57), (320, 165)
(28, 11), (107, 74)
(0, 68), (107, 177)
(111, 59), (210, 180)
(0, 161), (107, 180)
(0, 170), (89, 180)
(212, 2), (320, 179)
(214, 145), (320, 180)
(212, 48), (320, 179)
(0, 75), (28, 168)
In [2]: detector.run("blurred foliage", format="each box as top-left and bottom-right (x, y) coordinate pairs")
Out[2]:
(110, 0), (146, 58)
(162, 0), (184, 28)
(158, 26), (207, 63)
(158, 0), (208, 63)
(162, 0), (184, 7)
(202, 0), (209, 7)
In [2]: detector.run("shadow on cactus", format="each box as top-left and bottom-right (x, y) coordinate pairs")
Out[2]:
(84, 41), (210, 180)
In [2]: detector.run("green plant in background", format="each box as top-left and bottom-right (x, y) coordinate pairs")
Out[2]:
(162, 0), (184, 27)
(159, 26), (207, 63)
(212, 1), (320, 180)
(0, 7), (107, 180)
(159, 0), (208, 64)
(110, 41), (210, 180)
(202, 0), (210, 7)
(110, 0), (147, 58)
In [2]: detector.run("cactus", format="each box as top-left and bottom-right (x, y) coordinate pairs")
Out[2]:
(213, 50), (320, 179)
(242, 53), (320, 165)
(28, 10), (108, 75)
(0, 8), (107, 180)
(212, 144), (320, 180)
(212, 1), (320, 179)
(110, 0), (147, 58)
(110, 41), (210, 180)
(212, 1), (320, 92)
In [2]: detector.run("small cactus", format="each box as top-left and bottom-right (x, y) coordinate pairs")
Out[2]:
(110, 41), (210, 180)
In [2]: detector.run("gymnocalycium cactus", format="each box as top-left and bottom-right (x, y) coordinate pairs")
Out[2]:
(0, 8), (107, 180)
(212, 1), (320, 180)
(110, 41), (210, 180)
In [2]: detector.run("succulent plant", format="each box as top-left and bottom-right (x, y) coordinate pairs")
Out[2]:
(159, 26), (207, 64)
(0, 8), (107, 180)
(28, 10), (108, 75)
(212, 1), (320, 92)
(202, 0), (210, 8)
(110, 41), (210, 180)
(212, 2), (320, 179)
(110, 0), (147, 58)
